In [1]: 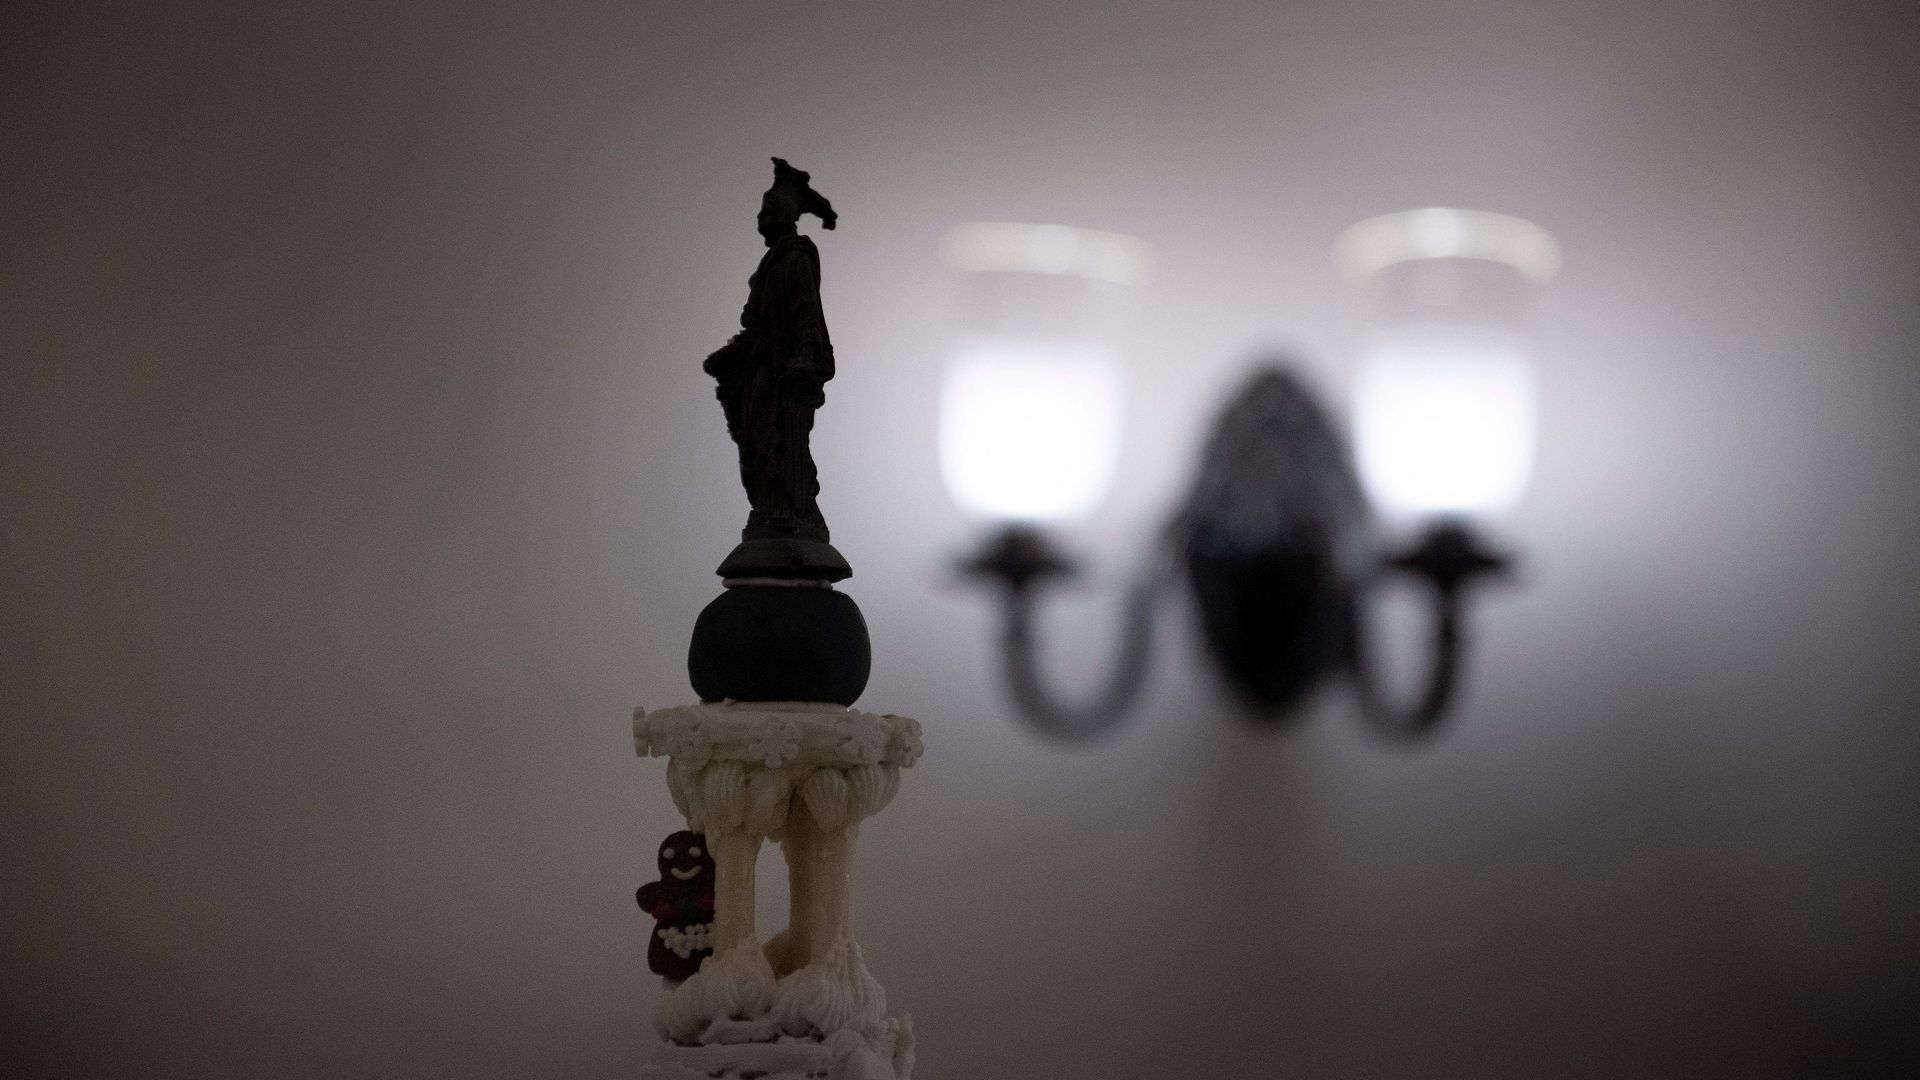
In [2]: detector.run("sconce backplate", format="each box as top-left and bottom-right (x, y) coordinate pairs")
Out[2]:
(1177, 367), (1369, 716)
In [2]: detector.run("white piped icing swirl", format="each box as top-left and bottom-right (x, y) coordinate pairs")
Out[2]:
(658, 936), (778, 1045)
(769, 938), (887, 1040)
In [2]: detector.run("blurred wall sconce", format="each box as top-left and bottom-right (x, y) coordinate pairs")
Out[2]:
(942, 211), (1560, 741)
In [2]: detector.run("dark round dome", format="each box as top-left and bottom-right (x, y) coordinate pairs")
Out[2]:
(687, 585), (871, 706)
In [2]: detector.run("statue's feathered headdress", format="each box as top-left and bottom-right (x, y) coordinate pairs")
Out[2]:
(771, 157), (838, 230)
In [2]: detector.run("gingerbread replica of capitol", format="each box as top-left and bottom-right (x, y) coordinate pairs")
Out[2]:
(630, 159), (921, 1080)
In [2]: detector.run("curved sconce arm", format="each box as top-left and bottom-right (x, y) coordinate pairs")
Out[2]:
(955, 373), (1521, 741)
(1347, 520), (1511, 740)
(961, 525), (1173, 741)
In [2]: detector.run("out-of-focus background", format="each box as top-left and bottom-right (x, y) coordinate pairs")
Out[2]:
(5, 3), (1918, 1077)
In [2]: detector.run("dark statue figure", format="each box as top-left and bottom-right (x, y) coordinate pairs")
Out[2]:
(704, 158), (851, 582)
(684, 158), (871, 708)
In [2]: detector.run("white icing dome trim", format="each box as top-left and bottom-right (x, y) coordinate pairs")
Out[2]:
(636, 702), (924, 770)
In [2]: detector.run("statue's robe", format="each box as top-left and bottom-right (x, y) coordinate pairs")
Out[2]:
(704, 234), (834, 542)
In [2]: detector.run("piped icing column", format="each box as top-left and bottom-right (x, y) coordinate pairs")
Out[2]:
(636, 703), (921, 1077)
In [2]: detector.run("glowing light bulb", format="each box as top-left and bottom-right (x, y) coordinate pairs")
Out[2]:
(1353, 325), (1535, 516)
(939, 337), (1124, 522)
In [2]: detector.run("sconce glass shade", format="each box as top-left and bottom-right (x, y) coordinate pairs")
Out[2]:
(1352, 325), (1535, 516)
(1337, 209), (1558, 518)
(939, 223), (1148, 523)
(940, 338), (1124, 522)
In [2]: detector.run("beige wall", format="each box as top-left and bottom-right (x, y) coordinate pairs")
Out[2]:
(4, 2), (1917, 1076)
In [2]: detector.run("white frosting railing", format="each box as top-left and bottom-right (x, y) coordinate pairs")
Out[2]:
(634, 702), (922, 1080)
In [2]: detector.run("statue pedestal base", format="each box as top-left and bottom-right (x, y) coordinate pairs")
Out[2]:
(718, 538), (851, 582)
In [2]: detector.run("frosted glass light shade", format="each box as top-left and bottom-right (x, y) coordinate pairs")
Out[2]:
(1353, 326), (1536, 516)
(1337, 207), (1556, 519)
(938, 222), (1147, 524)
(1335, 208), (1560, 283)
(939, 337), (1124, 522)
(943, 222), (1149, 285)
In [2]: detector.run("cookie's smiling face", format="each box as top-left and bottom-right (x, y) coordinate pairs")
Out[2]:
(657, 830), (712, 883)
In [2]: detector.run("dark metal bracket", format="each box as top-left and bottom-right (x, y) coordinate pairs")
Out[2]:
(960, 364), (1513, 741)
